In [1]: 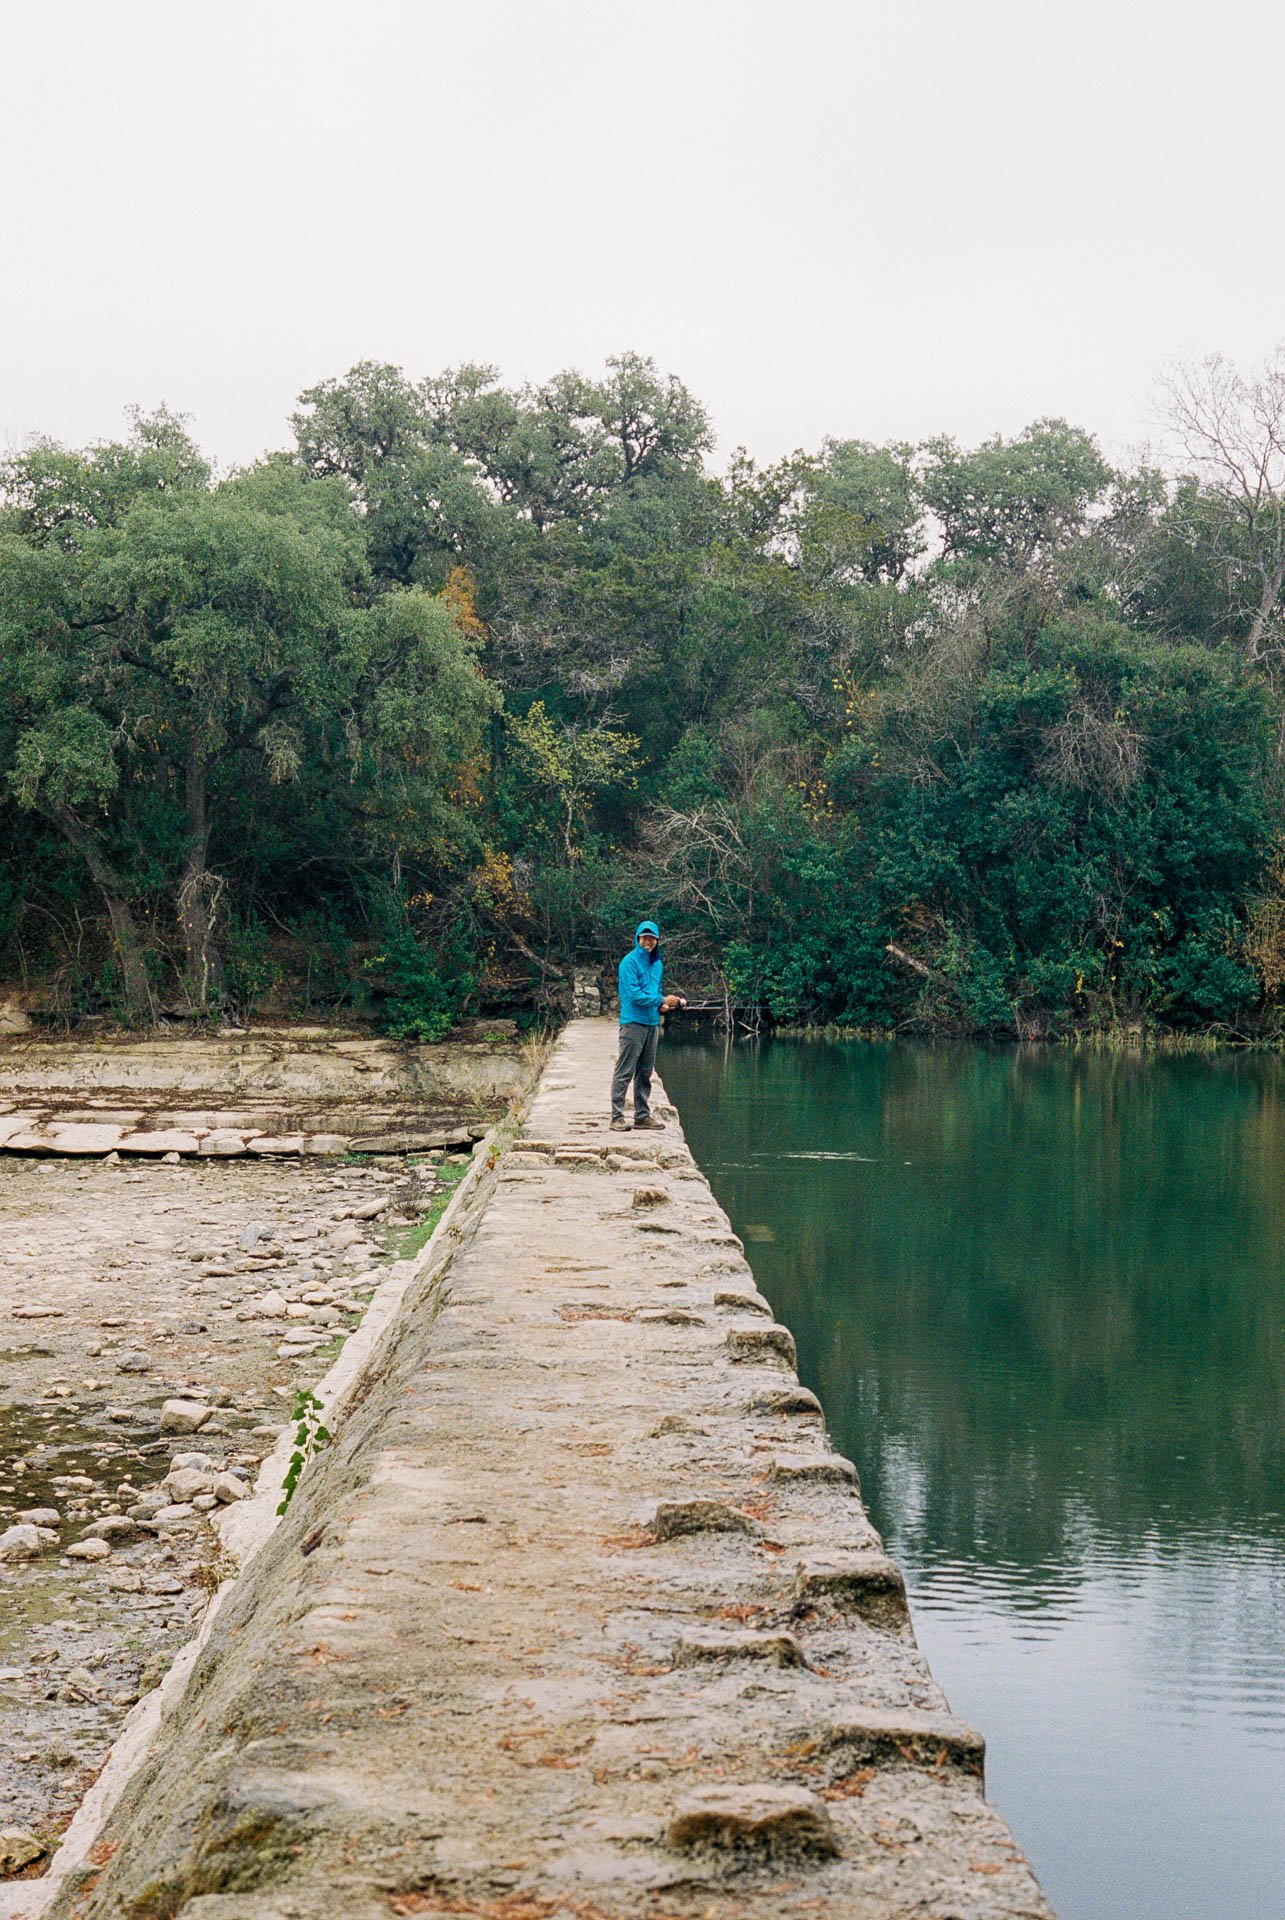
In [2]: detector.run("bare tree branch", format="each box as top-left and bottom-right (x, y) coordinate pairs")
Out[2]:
(1161, 348), (1285, 666)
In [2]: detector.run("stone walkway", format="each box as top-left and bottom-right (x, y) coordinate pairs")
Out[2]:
(41, 1021), (1053, 1919)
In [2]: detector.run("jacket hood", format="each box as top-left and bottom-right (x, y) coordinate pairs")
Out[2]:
(635, 920), (660, 940)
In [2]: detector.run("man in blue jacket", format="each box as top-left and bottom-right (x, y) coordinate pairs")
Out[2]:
(611, 920), (685, 1130)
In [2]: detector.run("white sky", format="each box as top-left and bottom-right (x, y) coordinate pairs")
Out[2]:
(3, 0), (1283, 475)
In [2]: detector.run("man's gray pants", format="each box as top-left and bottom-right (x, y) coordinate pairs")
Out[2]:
(612, 1022), (659, 1122)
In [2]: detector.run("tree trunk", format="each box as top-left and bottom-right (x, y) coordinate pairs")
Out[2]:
(885, 941), (954, 991)
(102, 893), (156, 1023)
(1245, 557), (1285, 667)
(177, 751), (224, 1009)
(52, 806), (155, 1023)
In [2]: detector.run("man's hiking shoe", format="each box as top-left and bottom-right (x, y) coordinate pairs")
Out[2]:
(609, 1118), (630, 1131)
(634, 1115), (666, 1130)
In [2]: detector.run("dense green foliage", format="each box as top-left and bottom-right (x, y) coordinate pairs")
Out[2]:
(4, 351), (1285, 1035)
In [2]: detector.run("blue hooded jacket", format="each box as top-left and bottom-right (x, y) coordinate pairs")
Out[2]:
(618, 921), (664, 1026)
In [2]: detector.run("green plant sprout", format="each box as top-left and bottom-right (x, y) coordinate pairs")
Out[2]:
(277, 1388), (332, 1515)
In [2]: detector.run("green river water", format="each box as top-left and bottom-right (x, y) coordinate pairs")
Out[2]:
(662, 1035), (1285, 1920)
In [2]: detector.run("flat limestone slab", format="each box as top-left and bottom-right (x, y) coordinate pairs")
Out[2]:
(40, 1021), (1053, 1920)
(0, 1114), (490, 1158)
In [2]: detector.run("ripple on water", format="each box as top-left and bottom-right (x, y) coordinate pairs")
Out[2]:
(902, 1530), (1285, 1745)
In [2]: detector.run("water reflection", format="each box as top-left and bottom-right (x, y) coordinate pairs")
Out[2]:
(663, 1037), (1285, 1920)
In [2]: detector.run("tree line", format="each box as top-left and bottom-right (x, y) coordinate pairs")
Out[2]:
(3, 348), (1285, 1037)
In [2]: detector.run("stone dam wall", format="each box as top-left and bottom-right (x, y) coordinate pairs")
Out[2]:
(14, 1020), (1053, 1920)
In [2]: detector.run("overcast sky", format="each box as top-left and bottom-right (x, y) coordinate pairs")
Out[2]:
(4, 0), (1283, 475)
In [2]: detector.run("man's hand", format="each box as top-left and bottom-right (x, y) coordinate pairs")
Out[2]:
(661, 993), (687, 1013)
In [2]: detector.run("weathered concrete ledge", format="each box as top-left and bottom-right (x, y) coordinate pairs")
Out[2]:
(27, 1021), (1052, 1920)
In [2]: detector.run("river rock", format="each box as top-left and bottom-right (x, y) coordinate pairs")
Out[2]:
(350, 1197), (388, 1221)
(84, 1515), (144, 1541)
(59, 1664), (104, 1701)
(239, 1222), (266, 1251)
(16, 1507), (60, 1527)
(160, 1398), (212, 1433)
(163, 1467), (218, 1501)
(0, 1827), (46, 1872)
(169, 1451), (219, 1471)
(66, 1536), (111, 1560)
(152, 1502), (198, 1528)
(0, 1523), (43, 1561)
(213, 1471), (250, 1503)
(250, 1289), (288, 1319)
(128, 1490), (171, 1520)
(116, 1349), (153, 1373)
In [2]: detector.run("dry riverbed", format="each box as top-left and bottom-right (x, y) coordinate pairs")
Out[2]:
(0, 1146), (468, 1877)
